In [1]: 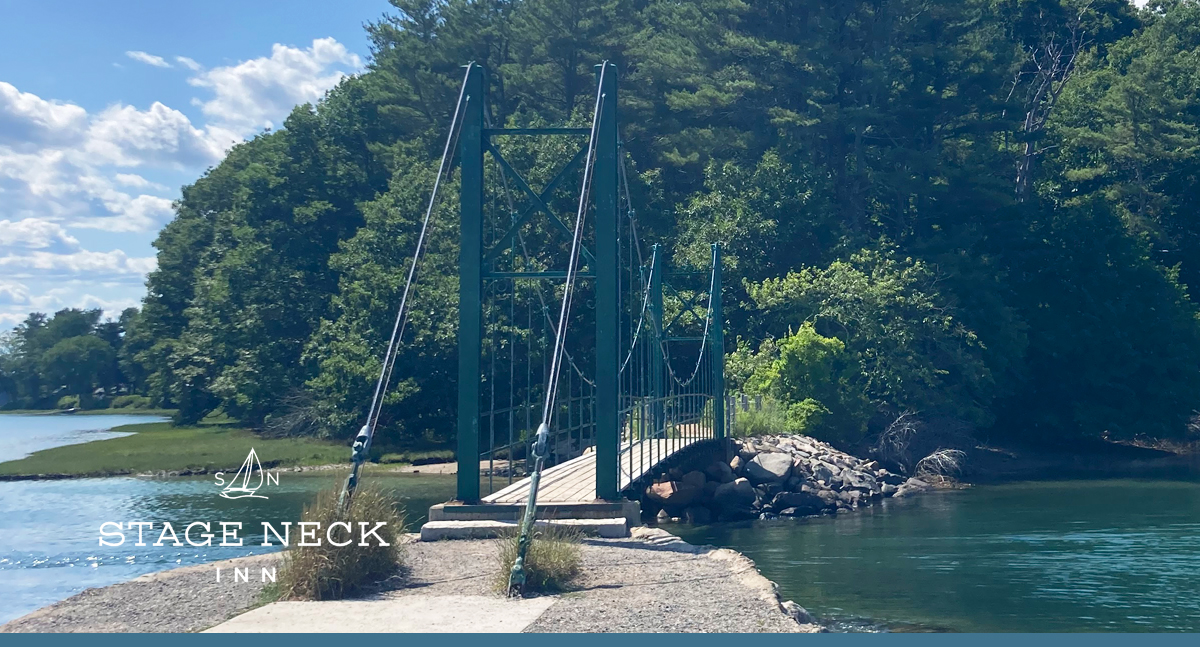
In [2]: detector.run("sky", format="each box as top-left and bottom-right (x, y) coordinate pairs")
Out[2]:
(0, 0), (393, 329)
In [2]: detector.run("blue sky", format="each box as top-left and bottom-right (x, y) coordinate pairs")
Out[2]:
(0, 0), (392, 328)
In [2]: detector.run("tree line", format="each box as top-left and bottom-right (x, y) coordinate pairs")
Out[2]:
(5, 0), (1200, 450)
(0, 308), (151, 410)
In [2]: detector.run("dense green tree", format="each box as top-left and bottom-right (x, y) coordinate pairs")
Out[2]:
(0, 308), (133, 409)
(40, 336), (116, 407)
(745, 249), (994, 430)
(13, 0), (1196, 450)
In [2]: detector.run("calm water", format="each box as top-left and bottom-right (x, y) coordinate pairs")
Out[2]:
(670, 479), (1200, 632)
(0, 414), (458, 625)
(0, 413), (167, 462)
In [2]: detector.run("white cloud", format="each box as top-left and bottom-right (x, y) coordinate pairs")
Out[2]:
(0, 249), (156, 279)
(85, 101), (233, 168)
(0, 82), (88, 148)
(0, 279), (31, 306)
(72, 193), (175, 233)
(189, 37), (361, 135)
(126, 51), (172, 68)
(0, 37), (364, 329)
(0, 147), (181, 232)
(0, 282), (143, 328)
(175, 56), (202, 71)
(114, 173), (166, 190)
(0, 218), (81, 253)
(0, 83), (239, 235)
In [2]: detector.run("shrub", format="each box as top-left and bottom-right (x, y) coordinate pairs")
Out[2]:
(277, 484), (406, 600)
(111, 394), (152, 409)
(748, 323), (873, 443)
(495, 522), (582, 595)
(747, 248), (992, 430)
(56, 395), (80, 410)
(729, 396), (791, 438)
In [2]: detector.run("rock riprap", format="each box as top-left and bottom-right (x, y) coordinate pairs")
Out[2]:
(643, 434), (923, 522)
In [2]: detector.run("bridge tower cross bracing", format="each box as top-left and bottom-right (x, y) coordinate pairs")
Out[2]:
(454, 63), (621, 503)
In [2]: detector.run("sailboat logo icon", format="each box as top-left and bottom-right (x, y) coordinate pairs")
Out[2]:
(218, 448), (271, 499)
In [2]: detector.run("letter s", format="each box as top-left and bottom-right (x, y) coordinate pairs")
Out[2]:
(214, 472), (225, 487)
(99, 521), (125, 547)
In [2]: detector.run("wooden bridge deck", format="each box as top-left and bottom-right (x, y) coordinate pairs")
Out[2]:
(482, 431), (709, 504)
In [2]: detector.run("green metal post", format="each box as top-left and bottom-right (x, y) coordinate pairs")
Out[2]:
(650, 244), (665, 436)
(711, 244), (726, 440)
(594, 63), (619, 500)
(457, 63), (485, 502)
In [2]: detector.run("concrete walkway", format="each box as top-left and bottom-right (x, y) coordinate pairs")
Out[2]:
(206, 595), (556, 633)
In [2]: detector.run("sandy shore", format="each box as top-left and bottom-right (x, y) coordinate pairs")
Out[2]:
(1, 528), (819, 633)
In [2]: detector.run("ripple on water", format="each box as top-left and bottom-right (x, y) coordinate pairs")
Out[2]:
(668, 479), (1200, 632)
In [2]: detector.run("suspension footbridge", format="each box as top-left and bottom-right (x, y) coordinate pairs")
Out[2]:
(340, 62), (728, 562)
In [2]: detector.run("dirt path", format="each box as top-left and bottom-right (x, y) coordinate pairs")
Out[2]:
(2, 528), (818, 633)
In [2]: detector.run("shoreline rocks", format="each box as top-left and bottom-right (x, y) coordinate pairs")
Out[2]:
(643, 434), (929, 522)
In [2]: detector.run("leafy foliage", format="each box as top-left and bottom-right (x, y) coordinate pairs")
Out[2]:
(0, 308), (138, 410)
(8, 0), (1200, 450)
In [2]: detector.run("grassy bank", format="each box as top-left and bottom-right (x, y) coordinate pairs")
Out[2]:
(0, 421), (349, 478)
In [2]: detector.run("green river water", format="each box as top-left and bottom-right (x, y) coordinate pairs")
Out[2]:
(669, 479), (1200, 632)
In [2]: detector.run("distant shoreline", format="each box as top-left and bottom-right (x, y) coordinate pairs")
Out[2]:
(0, 420), (350, 480)
(0, 418), (458, 481)
(0, 408), (178, 416)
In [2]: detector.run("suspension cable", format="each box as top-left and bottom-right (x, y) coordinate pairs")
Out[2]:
(340, 65), (472, 508)
(510, 64), (607, 596)
(543, 89), (604, 423)
(656, 261), (717, 388)
(619, 253), (655, 374)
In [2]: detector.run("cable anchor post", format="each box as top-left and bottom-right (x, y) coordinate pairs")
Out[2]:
(508, 422), (551, 596)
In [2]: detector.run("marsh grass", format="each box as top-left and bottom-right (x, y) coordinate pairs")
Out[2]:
(0, 420), (346, 477)
(277, 484), (406, 600)
(494, 522), (583, 595)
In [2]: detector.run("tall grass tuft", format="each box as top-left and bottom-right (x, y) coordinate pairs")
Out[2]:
(730, 397), (791, 438)
(277, 484), (406, 600)
(494, 522), (583, 595)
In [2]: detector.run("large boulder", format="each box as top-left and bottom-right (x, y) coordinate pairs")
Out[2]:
(646, 481), (698, 507)
(810, 462), (836, 484)
(838, 489), (865, 507)
(769, 490), (830, 516)
(893, 477), (931, 498)
(704, 460), (735, 483)
(713, 477), (757, 518)
(840, 470), (878, 491)
(745, 452), (793, 484)
(801, 484), (839, 508)
(681, 470), (707, 490)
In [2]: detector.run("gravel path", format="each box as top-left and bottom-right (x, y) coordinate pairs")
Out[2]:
(527, 528), (810, 633)
(0, 553), (280, 633)
(2, 528), (817, 633)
